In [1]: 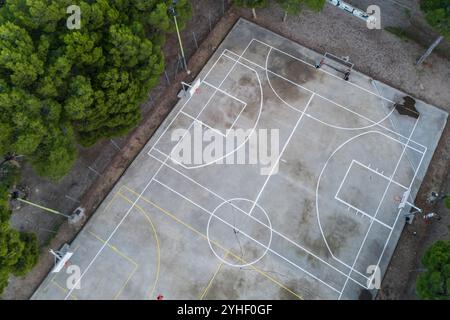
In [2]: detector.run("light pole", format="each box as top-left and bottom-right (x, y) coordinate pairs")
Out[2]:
(169, 0), (190, 75)
(11, 191), (84, 224)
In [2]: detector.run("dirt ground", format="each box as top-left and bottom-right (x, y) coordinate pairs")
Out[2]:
(3, 0), (450, 299)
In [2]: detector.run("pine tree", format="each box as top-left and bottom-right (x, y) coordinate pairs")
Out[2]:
(0, 0), (192, 180)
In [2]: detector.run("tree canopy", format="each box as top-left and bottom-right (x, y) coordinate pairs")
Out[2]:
(234, 0), (270, 10)
(416, 240), (450, 300)
(420, 0), (450, 40)
(0, 0), (191, 180)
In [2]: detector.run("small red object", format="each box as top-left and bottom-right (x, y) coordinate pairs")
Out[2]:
(156, 294), (164, 300)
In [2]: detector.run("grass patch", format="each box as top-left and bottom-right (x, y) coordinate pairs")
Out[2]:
(385, 26), (411, 42)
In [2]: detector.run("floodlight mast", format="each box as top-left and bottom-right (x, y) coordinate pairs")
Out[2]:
(15, 197), (71, 219)
(169, 1), (190, 75)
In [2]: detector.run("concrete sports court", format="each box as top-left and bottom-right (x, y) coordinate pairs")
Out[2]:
(33, 19), (447, 300)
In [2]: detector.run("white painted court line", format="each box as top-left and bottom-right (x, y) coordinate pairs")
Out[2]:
(147, 51), (229, 156)
(225, 50), (420, 150)
(333, 159), (408, 230)
(252, 38), (397, 106)
(194, 80), (248, 137)
(226, 100), (248, 135)
(334, 197), (393, 230)
(155, 55), (264, 170)
(180, 111), (227, 137)
(202, 80), (248, 106)
(65, 87), (204, 299)
(247, 51), (315, 218)
(64, 41), (257, 300)
(337, 117), (422, 299)
(152, 177), (341, 296)
(223, 47), (427, 153)
(314, 130), (413, 289)
(352, 160), (409, 190)
(335, 160), (354, 201)
(148, 151), (371, 288)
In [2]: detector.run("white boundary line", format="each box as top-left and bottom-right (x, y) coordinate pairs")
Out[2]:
(314, 130), (417, 290)
(148, 150), (370, 289)
(252, 38), (395, 106)
(202, 80), (248, 105)
(352, 160), (409, 190)
(333, 159), (409, 230)
(152, 177), (341, 295)
(223, 47), (427, 153)
(64, 40), (256, 300)
(372, 148), (426, 280)
(65, 37), (430, 300)
(150, 50), (264, 170)
(334, 197), (393, 230)
(201, 80), (248, 137)
(247, 48), (315, 217)
(337, 117), (422, 299)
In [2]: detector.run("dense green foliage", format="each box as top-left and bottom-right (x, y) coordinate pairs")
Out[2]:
(234, 0), (269, 10)
(275, 0), (325, 18)
(421, 0), (450, 39)
(234, 0), (325, 19)
(416, 240), (450, 300)
(0, 164), (39, 295)
(0, 0), (191, 180)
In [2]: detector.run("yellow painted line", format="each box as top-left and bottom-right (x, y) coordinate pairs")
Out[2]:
(87, 230), (138, 268)
(117, 192), (161, 299)
(122, 185), (303, 300)
(199, 252), (229, 300)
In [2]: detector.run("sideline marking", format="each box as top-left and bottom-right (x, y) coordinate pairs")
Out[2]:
(199, 252), (229, 300)
(122, 185), (304, 300)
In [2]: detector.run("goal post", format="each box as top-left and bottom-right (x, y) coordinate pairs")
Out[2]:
(316, 52), (354, 80)
(398, 189), (410, 210)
